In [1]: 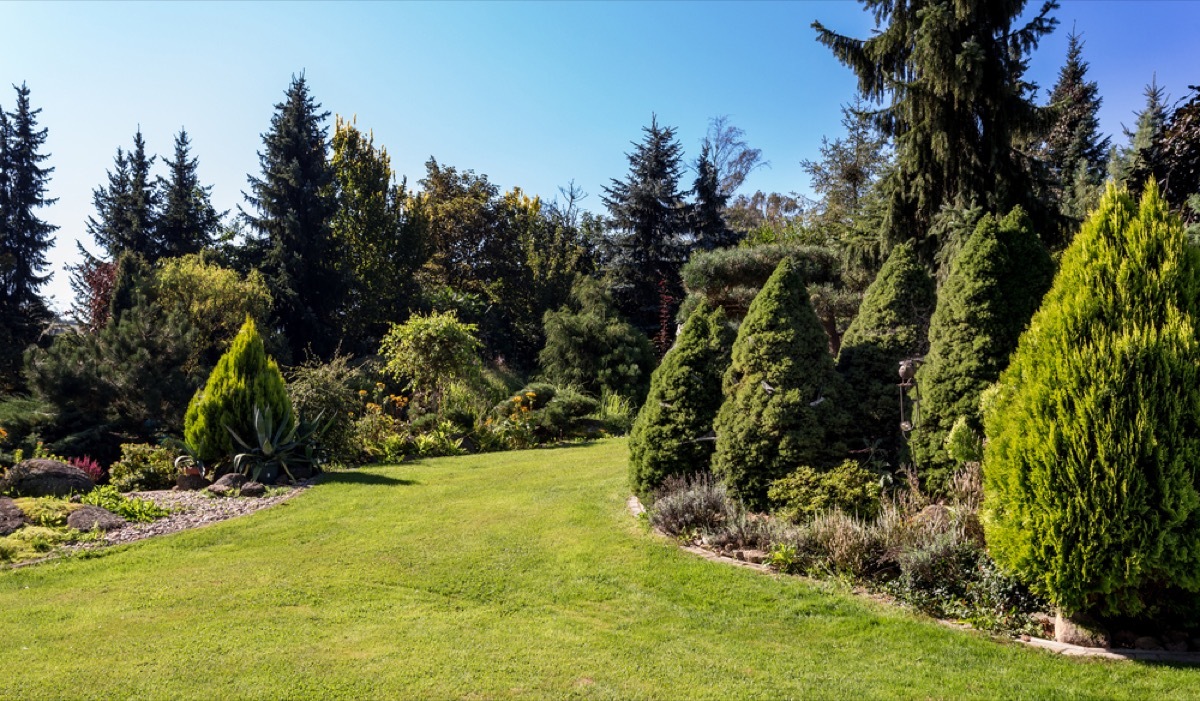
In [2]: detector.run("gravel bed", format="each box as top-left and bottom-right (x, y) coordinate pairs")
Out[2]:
(71, 482), (313, 550)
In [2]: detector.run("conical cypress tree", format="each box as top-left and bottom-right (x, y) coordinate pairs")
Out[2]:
(184, 317), (293, 463)
(836, 241), (934, 461)
(910, 207), (1053, 490)
(628, 300), (735, 498)
(712, 258), (850, 510)
(983, 182), (1200, 619)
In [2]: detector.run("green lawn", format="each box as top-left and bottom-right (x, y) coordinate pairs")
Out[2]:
(0, 439), (1196, 699)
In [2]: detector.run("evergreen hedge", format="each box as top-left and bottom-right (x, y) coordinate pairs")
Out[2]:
(183, 317), (293, 463)
(835, 241), (934, 462)
(712, 258), (849, 510)
(910, 207), (1052, 489)
(628, 300), (734, 499)
(983, 183), (1200, 619)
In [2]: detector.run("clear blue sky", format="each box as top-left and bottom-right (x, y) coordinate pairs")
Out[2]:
(2, 0), (1197, 312)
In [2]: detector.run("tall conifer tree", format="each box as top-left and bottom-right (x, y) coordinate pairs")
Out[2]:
(1044, 30), (1109, 226)
(1109, 78), (1168, 190)
(813, 1), (1058, 260)
(157, 129), (221, 257)
(0, 83), (57, 389)
(243, 74), (342, 361)
(690, 142), (735, 251)
(602, 115), (688, 336)
(87, 129), (160, 260)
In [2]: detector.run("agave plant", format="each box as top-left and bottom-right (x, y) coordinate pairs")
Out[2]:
(227, 405), (332, 483)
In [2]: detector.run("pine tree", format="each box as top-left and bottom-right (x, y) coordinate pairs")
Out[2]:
(835, 241), (934, 462)
(910, 207), (1053, 490)
(628, 300), (734, 498)
(984, 183), (1200, 620)
(1109, 78), (1168, 189)
(813, 1), (1058, 260)
(690, 142), (736, 250)
(157, 129), (222, 257)
(243, 74), (342, 361)
(602, 115), (688, 335)
(712, 258), (850, 510)
(330, 116), (421, 351)
(1044, 30), (1110, 226)
(184, 317), (293, 463)
(87, 129), (160, 260)
(0, 83), (57, 390)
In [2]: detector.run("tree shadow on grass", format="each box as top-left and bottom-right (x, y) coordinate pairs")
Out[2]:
(318, 471), (418, 487)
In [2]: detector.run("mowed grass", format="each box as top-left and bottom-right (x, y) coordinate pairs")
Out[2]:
(0, 439), (1197, 699)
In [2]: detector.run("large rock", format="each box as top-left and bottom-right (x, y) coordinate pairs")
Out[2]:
(175, 474), (209, 491)
(239, 481), (266, 498)
(66, 505), (126, 532)
(0, 497), (26, 536)
(212, 473), (247, 489)
(0, 459), (94, 498)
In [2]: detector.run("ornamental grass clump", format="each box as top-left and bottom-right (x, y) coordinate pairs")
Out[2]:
(983, 182), (1200, 621)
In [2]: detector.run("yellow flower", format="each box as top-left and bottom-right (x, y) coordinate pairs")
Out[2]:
(511, 396), (522, 403)
(359, 389), (368, 396)
(525, 391), (536, 398)
(376, 382), (385, 389)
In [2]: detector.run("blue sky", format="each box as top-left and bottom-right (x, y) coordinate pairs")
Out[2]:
(2, 0), (1197, 312)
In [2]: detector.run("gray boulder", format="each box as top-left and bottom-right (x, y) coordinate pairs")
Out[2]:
(66, 505), (126, 532)
(239, 481), (266, 498)
(175, 474), (209, 491)
(0, 497), (26, 536)
(212, 473), (247, 489)
(0, 459), (94, 498)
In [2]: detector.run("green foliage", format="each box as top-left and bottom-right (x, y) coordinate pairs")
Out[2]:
(628, 301), (734, 498)
(13, 496), (83, 527)
(286, 353), (361, 463)
(86, 130), (159, 260)
(911, 207), (1053, 490)
(108, 443), (180, 492)
(184, 317), (293, 464)
(680, 242), (841, 321)
(0, 525), (75, 562)
(1110, 79), (1168, 190)
(768, 460), (882, 523)
(379, 311), (482, 416)
(538, 278), (655, 401)
(80, 485), (169, 522)
(983, 183), (1200, 619)
(835, 241), (934, 460)
(230, 405), (326, 483)
(712, 258), (851, 510)
(944, 416), (983, 465)
(157, 129), (223, 257)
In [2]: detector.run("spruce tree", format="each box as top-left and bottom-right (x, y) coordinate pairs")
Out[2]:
(184, 317), (293, 463)
(712, 258), (850, 510)
(628, 300), (734, 498)
(1044, 30), (1110, 226)
(835, 241), (934, 461)
(87, 129), (160, 260)
(690, 142), (736, 251)
(602, 115), (688, 336)
(813, 1), (1058, 260)
(0, 83), (57, 390)
(157, 129), (222, 257)
(1109, 78), (1168, 189)
(983, 183), (1200, 620)
(910, 207), (1053, 489)
(243, 74), (342, 361)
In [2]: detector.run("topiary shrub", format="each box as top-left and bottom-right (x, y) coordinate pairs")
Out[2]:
(183, 317), (293, 464)
(768, 460), (882, 523)
(711, 258), (851, 511)
(108, 443), (180, 492)
(835, 241), (935, 462)
(628, 300), (734, 499)
(538, 278), (655, 402)
(910, 207), (1053, 491)
(983, 182), (1200, 621)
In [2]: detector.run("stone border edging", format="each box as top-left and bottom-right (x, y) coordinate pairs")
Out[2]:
(627, 495), (1200, 664)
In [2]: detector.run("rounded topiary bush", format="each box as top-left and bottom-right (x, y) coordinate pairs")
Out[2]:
(712, 258), (850, 511)
(983, 182), (1200, 620)
(183, 317), (293, 463)
(628, 300), (734, 499)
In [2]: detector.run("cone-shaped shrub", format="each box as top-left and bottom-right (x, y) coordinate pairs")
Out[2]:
(184, 317), (293, 463)
(983, 183), (1200, 619)
(712, 258), (850, 510)
(836, 241), (935, 460)
(911, 207), (1053, 489)
(628, 300), (735, 499)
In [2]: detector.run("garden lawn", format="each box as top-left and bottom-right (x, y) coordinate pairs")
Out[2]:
(0, 439), (1197, 700)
